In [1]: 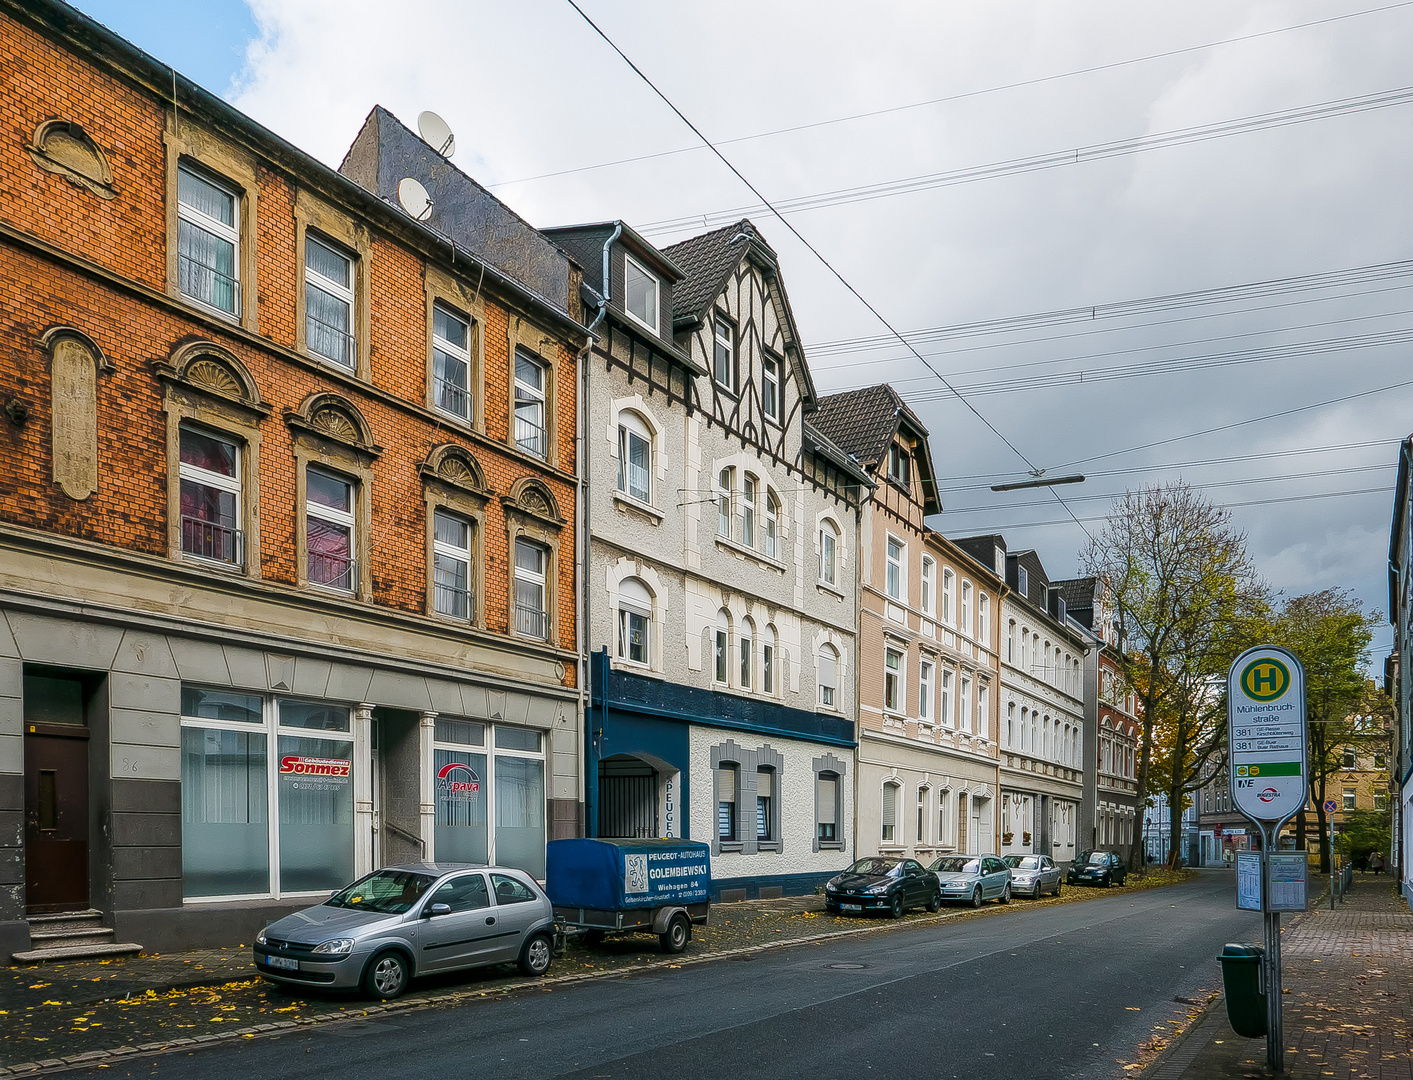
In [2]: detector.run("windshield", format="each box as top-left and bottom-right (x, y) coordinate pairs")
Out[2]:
(845, 858), (900, 877)
(1087, 852), (1110, 866)
(1004, 856), (1041, 870)
(326, 870), (436, 914)
(930, 857), (980, 874)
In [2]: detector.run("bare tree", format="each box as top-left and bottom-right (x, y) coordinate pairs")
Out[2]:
(1081, 481), (1268, 869)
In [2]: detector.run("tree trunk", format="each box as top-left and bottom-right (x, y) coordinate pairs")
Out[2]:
(1314, 775), (1330, 875)
(1167, 726), (1186, 869)
(1295, 807), (1306, 854)
(1132, 686), (1157, 873)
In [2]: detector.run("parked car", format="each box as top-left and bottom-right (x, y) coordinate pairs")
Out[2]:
(927, 854), (1012, 907)
(254, 863), (556, 1000)
(1068, 850), (1129, 888)
(1003, 854), (1062, 898)
(824, 857), (941, 918)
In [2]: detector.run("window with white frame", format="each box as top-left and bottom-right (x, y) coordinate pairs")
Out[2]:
(959, 675), (972, 732)
(432, 718), (546, 877)
(1343, 787), (1356, 810)
(717, 762), (739, 842)
(1006, 702), (1016, 747)
(742, 475), (757, 547)
(942, 568), (955, 625)
(762, 351), (780, 421)
(305, 234), (355, 368)
(979, 594), (991, 644)
(762, 625), (776, 696)
(920, 556), (935, 616)
(624, 254), (659, 333)
(764, 491), (779, 560)
(919, 659), (934, 721)
(1007, 619), (1017, 662)
(818, 643), (838, 709)
(940, 668), (954, 726)
(177, 163), (240, 316)
(1017, 565), (1029, 597)
(432, 509), (473, 620)
(432, 303), (473, 421)
(938, 788), (953, 849)
(740, 616), (754, 690)
(977, 684), (989, 739)
(717, 467), (734, 538)
(616, 577), (652, 666)
(713, 311), (735, 391)
(961, 581), (973, 636)
(816, 770), (841, 845)
(819, 521), (839, 586)
(179, 424), (242, 567)
(916, 786), (929, 847)
(617, 411), (652, 503)
(306, 467), (355, 592)
(714, 610), (730, 684)
(881, 781), (900, 844)
(886, 537), (904, 600)
(514, 350), (548, 459)
(513, 538), (549, 639)
(885, 647), (904, 712)
(887, 443), (911, 487)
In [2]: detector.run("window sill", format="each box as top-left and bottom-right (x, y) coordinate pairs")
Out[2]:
(714, 535), (785, 572)
(817, 840), (845, 851)
(719, 841), (745, 853)
(432, 404), (480, 435)
(756, 841), (780, 853)
(817, 580), (845, 599)
(178, 290), (241, 326)
(612, 492), (663, 523)
(610, 658), (660, 677)
(180, 552), (246, 576)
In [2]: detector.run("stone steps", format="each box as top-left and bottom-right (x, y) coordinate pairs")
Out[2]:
(10, 910), (144, 964)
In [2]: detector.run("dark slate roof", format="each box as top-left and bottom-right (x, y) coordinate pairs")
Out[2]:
(811, 385), (920, 467)
(661, 219), (769, 325)
(1054, 576), (1097, 629)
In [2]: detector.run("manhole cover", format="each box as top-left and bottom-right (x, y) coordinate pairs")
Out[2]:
(828, 962), (867, 970)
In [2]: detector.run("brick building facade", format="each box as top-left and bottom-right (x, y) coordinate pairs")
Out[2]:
(0, 0), (586, 954)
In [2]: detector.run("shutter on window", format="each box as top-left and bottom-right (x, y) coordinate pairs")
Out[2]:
(819, 651), (836, 687)
(817, 776), (837, 825)
(719, 766), (736, 803)
(882, 784), (897, 829)
(757, 769), (773, 798)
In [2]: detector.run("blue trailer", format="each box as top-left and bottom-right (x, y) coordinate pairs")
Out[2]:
(546, 838), (711, 953)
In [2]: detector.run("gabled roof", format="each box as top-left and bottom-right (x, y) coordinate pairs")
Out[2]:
(1053, 576), (1098, 630)
(812, 385), (939, 513)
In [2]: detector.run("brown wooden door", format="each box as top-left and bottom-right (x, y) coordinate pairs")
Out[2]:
(24, 725), (90, 913)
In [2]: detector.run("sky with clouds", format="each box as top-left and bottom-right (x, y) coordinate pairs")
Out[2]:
(71, 0), (1413, 664)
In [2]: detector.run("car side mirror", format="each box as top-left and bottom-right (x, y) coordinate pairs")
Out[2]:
(425, 903), (452, 918)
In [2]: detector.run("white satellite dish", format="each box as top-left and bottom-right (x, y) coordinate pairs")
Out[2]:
(397, 177), (433, 221)
(417, 110), (455, 157)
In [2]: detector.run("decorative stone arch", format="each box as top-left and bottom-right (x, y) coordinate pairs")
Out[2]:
(156, 340), (270, 574)
(608, 557), (667, 672)
(285, 393), (379, 600)
(40, 326), (111, 501)
(419, 445), (493, 629)
(28, 119), (116, 199)
(503, 476), (563, 527)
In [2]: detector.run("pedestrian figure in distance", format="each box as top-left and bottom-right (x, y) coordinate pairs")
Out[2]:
(1369, 852), (1385, 875)
(1357, 852), (1368, 873)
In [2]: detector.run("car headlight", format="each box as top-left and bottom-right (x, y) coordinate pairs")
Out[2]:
(311, 938), (355, 956)
(865, 882), (891, 895)
(255, 929), (267, 945)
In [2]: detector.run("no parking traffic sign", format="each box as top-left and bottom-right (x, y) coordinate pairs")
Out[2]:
(1323, 799), (1337, 815)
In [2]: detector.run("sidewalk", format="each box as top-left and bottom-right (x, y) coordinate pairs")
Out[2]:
(1147, 874), (1412, 1079)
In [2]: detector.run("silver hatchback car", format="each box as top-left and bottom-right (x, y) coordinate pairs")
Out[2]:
(254, 863), (556, 1000)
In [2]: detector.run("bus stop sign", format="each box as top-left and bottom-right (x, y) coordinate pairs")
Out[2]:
(1229, 646), (1307, 825)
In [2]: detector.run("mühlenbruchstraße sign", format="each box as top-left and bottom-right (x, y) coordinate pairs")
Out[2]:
(1228, 645), (1307, 825)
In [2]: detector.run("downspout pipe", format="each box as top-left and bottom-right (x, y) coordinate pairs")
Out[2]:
(577, 222), (621, 839)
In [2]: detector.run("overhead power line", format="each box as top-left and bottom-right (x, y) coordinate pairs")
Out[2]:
(638, 85), (1413, 237)
(492, 1), (1413, 190)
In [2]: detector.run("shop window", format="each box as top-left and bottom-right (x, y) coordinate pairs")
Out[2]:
(433, 719), (545, 877)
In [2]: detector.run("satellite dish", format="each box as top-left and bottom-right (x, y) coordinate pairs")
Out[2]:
(417, 110), (455, 157)
(397, 177), (433, 221)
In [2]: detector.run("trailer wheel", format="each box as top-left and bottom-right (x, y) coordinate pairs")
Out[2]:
(659, 913), (690, 954)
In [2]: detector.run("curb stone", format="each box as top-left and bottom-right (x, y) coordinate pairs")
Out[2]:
(0, 874), (1194, 1077)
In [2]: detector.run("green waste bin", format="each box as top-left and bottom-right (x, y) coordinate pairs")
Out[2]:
(1218, 943), (1267, 1037)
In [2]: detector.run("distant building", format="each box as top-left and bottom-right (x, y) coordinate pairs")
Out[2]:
(1386, 434), (1413, 908)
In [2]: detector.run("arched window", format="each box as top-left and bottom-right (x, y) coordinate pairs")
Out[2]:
(617, 411), (652, 503)
(960, 581), (973, 635)
(818, 643), (839, 709)
(881, 780), (901, 845)
(765, 490), (780, 560)
(1006, 702), (1016, 748)
(942, 568), (956, 625)
(938, 788), (953, 849)
(762, 624), (777, 696)
(616, 577), (653, 667)
(920, 556), (935, 616)
(916, 785), (930, 847)
(739, 616), (755, 690)
(742, 474), (757, 547)
(1043, 715), (1052, 759)
(819, 519), (839, 586)
(717, 467), (734, 537)
(714, 609), (731, 684)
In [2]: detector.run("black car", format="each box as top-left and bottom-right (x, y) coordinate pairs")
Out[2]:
(825, 857), (941, 918)
(1068, 850), (1128, 887)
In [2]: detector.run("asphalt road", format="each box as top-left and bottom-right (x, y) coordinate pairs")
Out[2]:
(70, 871), (1257, 1080)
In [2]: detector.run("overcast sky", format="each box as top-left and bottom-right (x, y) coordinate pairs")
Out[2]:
(73, 0), (1413, 665)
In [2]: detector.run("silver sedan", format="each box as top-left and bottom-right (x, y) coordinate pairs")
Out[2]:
(254, 863), (556, 999)
(1003, 854), (1062, 898)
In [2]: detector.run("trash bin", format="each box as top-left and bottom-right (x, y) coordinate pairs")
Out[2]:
(1218, 943), (1267, 1037)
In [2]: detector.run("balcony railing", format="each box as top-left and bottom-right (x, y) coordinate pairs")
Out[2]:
(181, 515), (243, 566)
(435, 378), (473, 421)
(307, 314), (354, 368)
(434, 581), (474, 620)
(178, 252), (240, 315)
(515, 414), (547, 458)
(308, 550), (356, 591)
(515, 603), (548, 640)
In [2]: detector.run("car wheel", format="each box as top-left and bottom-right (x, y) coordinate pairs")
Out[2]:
(970, 886), (983, 909)
(659, 913), (691, 954)
(999, 884), (1011, 905)
(1054, 880), (1062, 896)
(926, 890), (942, 913)
(889, 893), (905, 919)
(363, 950), (409, 1001)
(519, 932), (554, 976)
(581, 929), (606, 946)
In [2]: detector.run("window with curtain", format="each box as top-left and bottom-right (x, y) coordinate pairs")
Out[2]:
(617, 412), (652, 503)
(177, 163), (239, 315)
(884, 648), (903, 712)
(432, 303), (473, 421)
(179, 424), (242, 566)
(616, 577), (652, 666)
(306, 466), (355, 592)
(305, 234), (354, 368)
(514, 351), (548, 458)
(513, 538), (549, 639)
(433, 509), (473, 620)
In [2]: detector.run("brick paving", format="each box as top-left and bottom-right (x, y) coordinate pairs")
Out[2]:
(1150, 875), (1412, 1079)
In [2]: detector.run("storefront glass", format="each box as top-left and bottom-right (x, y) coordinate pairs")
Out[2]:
(434, 746), (488, 863)
(277, 733), (354, 893)
(180, 725), (268, 897)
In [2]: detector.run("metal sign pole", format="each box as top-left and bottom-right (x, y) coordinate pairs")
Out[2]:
(1262, 824), (1283, 1073)
(1329, 811), (1336, 911)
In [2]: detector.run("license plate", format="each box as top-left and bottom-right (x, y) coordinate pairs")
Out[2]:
(266, 955), (299, 971)
(841, 903), (863, 912)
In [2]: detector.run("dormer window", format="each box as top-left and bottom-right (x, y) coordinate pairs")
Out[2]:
(624, 254), (659, 333)
(888, 443), (911, 487)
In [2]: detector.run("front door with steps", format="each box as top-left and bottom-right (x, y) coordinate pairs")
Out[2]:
(23, 675), (91, 914)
